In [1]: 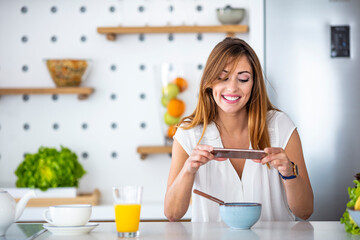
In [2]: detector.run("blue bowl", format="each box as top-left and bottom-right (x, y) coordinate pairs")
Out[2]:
(220, 203), (261, 229)
(348, 207), (360, 226)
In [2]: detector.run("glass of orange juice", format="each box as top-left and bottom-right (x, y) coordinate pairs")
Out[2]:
(112, 186), (143, 238)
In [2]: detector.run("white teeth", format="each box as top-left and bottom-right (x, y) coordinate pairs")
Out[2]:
(223, 96), (240, 101)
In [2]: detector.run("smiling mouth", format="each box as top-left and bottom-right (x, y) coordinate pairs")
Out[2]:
(222, 95), (241, 101)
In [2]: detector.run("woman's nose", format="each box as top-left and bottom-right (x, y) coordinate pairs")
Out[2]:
(226, 77), (239, 90)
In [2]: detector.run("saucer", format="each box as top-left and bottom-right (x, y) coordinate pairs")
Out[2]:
(43, 223), (99, 235)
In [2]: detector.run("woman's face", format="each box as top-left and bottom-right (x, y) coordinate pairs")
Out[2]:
(212, 55), (253, 115)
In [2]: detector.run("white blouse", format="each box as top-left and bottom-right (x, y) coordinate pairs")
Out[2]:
(174, 110), (296, 222)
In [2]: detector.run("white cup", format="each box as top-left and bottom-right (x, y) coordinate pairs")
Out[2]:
(43, 204), (92, 226)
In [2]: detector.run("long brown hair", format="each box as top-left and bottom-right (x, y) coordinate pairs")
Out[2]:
(178, 38), (277, 150)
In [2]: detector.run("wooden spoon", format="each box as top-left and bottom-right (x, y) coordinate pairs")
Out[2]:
(193, 189), (225, 205)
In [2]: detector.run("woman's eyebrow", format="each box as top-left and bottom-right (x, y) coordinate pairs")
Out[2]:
(222, 70), (251, 74)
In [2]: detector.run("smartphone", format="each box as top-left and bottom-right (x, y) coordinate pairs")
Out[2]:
(211, 148), (266, 159)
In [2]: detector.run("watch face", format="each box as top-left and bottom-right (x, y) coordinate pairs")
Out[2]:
(293, 163), (299, 176)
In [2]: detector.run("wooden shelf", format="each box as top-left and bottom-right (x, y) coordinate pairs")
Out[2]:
(137, 146), (172, 160)
(97, 25), (248, 41)
(16, 189), (100, 207)
(0, 87), (94, 100)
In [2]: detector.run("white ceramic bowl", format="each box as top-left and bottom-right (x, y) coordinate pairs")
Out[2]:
(216, 6), (245, 25)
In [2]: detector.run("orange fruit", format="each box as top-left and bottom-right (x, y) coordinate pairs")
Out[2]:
(167, 99), (185, 117)
(173, 77), (188, 92)
(167, 125), (177, 138)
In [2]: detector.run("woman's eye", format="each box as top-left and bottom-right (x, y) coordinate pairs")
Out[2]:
(218, 77), (229, 81)
(239, 78), (249, 83)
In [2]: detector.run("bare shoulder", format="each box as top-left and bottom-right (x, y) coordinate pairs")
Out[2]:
(172, 139), (189, 162)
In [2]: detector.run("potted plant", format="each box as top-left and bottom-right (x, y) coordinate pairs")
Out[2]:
(10, 146), (86, 198)
(341, 173), (360, 234)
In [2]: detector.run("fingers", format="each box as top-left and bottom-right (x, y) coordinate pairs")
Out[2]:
(260, 148), (293, 175)
(186, 145), (216, 173)
(261, 152), (287, 165)
(195, 144), (214, 152)
(264, 147), (284, 154)
(191, 149), (214, 162)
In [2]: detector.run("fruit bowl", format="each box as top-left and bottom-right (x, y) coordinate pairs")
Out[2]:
(216, 6), (245, 25)
(45, 59), (92, 87)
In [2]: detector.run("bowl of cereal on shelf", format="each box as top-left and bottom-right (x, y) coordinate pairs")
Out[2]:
(45, 59), (92, 87)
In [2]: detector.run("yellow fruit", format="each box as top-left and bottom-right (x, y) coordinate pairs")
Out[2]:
(162, 83), (179, 99)
(164, 112), (180, 126)
(161, 95), (170, 107)
(355, 196), (360, 210)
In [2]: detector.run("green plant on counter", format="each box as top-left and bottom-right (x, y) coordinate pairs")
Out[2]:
(340, 173), (360, 235)
(15, 146), (86, 191)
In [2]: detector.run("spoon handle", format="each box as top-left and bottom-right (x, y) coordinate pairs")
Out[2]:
(193, 189), (225, 205)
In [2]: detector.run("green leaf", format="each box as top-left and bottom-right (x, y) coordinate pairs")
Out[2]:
(14, 146), (86, 191)
(341, 178), (360, 234)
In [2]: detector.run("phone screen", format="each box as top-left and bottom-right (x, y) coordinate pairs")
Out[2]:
(211, 148), (266, 159)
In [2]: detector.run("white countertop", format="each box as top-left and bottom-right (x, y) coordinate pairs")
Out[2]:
(6, 221), (352, 240)
(19, 203), (191, 222)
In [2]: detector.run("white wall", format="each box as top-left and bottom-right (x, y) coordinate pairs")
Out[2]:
(0, 0), (264, 205)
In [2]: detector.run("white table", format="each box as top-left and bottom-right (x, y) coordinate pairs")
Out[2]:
(19, 203), (191, 221)
(5, 221), (357, 240)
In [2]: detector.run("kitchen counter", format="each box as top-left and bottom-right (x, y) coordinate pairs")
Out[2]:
(19, 203), (191, 222)
(5, 221), (356, 240)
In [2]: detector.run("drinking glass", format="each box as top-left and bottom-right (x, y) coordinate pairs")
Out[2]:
(112, 186), (143, 238)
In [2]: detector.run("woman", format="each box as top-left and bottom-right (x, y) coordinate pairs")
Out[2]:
(164, 38), (313, 222)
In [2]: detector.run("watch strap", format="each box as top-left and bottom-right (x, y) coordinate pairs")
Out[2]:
(279, 173), (297, 180)
(279, 161), (298, 180)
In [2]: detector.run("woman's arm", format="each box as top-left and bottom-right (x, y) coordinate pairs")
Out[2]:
(261, 129), (314, 220)
(164, 140), (216, 222)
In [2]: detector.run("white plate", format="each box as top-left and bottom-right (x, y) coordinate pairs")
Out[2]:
(43, 223), (99, 235)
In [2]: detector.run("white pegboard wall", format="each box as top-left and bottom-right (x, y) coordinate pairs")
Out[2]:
(0, 0), (262, 205)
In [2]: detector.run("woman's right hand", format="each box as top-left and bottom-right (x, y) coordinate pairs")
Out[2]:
(165, 141), (226, 221)
(184, 145), (226, 173)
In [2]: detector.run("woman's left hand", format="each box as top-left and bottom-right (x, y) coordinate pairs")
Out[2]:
(260, 147), (294, 176)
